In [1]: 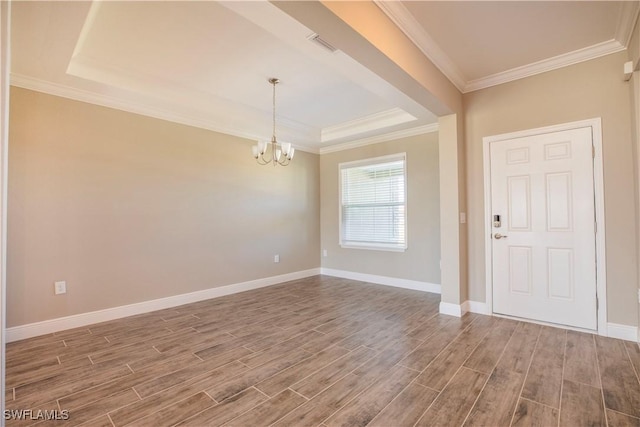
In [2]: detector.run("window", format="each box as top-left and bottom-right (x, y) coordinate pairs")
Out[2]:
(339, 153), (407, 251)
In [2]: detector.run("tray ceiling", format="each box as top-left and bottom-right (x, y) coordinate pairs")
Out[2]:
(11, 1), (437, 152)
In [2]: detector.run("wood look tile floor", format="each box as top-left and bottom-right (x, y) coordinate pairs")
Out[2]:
(5, 275), (640, 427)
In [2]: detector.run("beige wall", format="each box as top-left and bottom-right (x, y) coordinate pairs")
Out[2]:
(7, 87), (320, 327)
(320, 133), (440, 285)
(464, 51), (638, 326)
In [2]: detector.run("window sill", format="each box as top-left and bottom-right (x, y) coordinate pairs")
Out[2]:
(340, 243), (407, 253)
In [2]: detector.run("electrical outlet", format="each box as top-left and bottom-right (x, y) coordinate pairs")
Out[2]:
(323, 249), (328, 257)
(54, 281), (66, 295)
(274, 254), (280, 263)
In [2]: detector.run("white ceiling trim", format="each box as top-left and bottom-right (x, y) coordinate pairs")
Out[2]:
(10, 73), (321, 154)
(319, 123), (438, 155)
(374, 0), (467, 92)
(615, 1), (640, 47)
(321, 107), (416, 142)
(69, 0), (101, 65)
(377, 1), (638, 94)
(465, 39), (626, 93)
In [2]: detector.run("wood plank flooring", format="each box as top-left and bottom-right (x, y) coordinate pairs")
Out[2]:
(5, 275), (640, 426)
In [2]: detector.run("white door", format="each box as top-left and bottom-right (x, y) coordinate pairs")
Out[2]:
(490, 127), (597, 330)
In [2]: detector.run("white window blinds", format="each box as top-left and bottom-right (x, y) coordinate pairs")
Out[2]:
(339, 153), (407, 251)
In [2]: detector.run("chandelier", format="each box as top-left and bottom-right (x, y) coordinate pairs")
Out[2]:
(252, 78), (295, 166)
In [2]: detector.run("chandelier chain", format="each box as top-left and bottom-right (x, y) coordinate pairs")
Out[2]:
(272, 79), (276, 142)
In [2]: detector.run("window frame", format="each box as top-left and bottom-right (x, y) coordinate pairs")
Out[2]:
(338, 152), (408, 252)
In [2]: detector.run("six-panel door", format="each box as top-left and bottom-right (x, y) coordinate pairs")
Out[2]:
(490, 127), (597, 330)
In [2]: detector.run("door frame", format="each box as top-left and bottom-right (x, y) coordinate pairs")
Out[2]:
(0, 1), (9, 423)
(482, 118), (607, 335)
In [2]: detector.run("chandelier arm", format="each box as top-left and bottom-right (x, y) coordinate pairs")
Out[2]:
(278, 157), (290, 166)
(262, 150), (273, 164)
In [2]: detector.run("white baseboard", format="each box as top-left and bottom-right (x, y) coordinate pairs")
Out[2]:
(607, 322), (639, 342)
(11, 271), (636, 344)
(6, 268), (321, 343)
(439, 300), (490, 317)
(439, 301), (465, 317)
(464, 300), (491, 315)
(320, 268), (441, 294)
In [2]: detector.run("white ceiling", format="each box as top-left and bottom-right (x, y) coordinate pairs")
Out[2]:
(10, 1), (640, 152)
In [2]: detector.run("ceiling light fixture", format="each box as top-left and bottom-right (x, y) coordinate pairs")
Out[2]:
(252, 78), (295, 167)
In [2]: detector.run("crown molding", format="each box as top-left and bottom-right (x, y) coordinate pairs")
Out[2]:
(376, 1), (636, 94)
(321, 107), (416, 142)
(464, 39), (625, 92)
(615, 0), (640, 47)
(10, 73), (259, 139)
(10, 74), (321, 154)
(319, 123), (438, 155)
(374, 0), (466, 92)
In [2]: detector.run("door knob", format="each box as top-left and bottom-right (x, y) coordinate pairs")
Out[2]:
(494, 233), (508, 239)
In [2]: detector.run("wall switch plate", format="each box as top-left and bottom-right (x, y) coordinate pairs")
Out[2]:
(274, 255), (280, 263)
(460, 212), (466, 224)
(54, 281), (66, 295)
(323, 250), (328, 257)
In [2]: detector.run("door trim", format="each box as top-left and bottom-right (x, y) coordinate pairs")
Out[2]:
(482, 118), (606, 335)
(0, 1), (9, 422)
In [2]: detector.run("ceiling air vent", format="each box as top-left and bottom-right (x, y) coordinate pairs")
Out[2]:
(307, 33), (338, 53)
